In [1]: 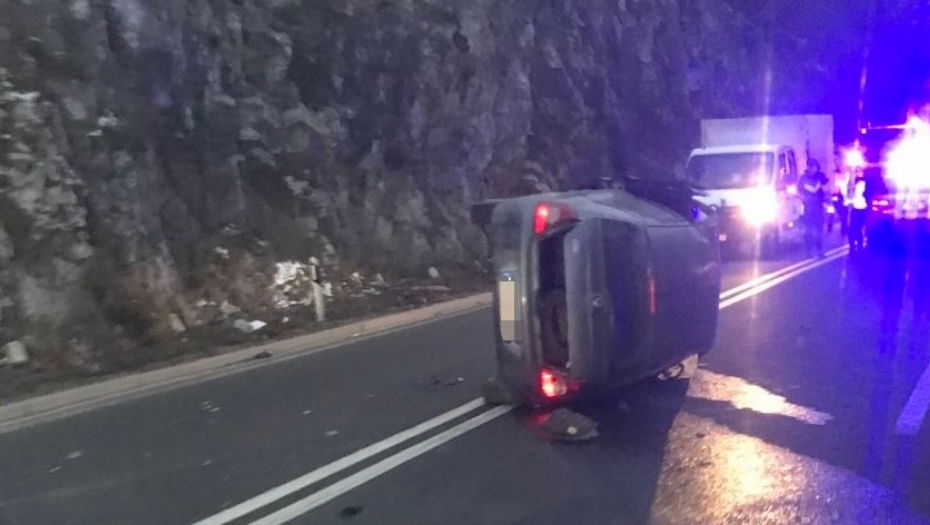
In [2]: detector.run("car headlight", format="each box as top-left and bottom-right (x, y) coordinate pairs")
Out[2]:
(740, 189), (779, 226)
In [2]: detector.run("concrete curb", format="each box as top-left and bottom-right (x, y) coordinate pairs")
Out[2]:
(0, 293), (492, 434)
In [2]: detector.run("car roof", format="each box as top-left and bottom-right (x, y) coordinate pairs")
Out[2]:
(690, 144), (787, 156)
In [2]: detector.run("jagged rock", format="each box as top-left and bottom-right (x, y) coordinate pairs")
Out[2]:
(0, 0), (875, 367)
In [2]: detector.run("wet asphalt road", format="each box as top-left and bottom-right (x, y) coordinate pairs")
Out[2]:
(3, 234), (930, 524)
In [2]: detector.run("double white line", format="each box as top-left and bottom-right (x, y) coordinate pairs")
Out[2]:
(719, 246), (849, 309)
(193, 249), (848, 525)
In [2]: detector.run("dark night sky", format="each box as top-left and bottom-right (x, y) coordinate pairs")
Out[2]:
(735, 0), (930, 144)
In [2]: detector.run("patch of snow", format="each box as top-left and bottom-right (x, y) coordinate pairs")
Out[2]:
(239, 127), (262, 142)
(0, 91), (40, 104)
(96, 114), (119, 128)
(284, 175), (310, 196)
(214, 247), (229, 258)
(168, 314), (186, 333)
(219, 301), (241, 317)
(272, 260), (316, 309)
(1, 340), (29, 366)
(233, 319), (266, 333)
(428, 267), (441, 279)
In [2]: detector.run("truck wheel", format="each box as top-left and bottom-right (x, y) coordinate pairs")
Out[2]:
(760, 229), (781, 259)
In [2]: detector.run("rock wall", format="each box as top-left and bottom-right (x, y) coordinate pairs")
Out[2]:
(0, 0), (834, 367)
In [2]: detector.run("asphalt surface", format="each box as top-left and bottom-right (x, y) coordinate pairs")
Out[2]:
(3, 233), (930, 524)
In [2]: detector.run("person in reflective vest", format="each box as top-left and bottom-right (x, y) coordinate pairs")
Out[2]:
(848, 171), (869, 250)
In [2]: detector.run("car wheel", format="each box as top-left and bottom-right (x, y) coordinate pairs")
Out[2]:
(539, 288), (570, 368)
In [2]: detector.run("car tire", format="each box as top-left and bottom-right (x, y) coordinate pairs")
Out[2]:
(539, 288), (570, 368)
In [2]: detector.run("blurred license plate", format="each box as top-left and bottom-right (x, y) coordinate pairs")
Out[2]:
(718, 233), (728, 242)
(499, 279), (517, 342)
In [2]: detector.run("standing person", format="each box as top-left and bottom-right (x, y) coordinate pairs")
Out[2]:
(848, 170), (869, 250)
(799, 159), (829, 256)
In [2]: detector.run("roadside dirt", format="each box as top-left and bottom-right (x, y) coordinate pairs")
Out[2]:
(0, 266), (491, 404)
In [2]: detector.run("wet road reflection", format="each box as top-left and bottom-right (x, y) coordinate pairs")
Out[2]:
(688, 370), (833, 426)
(652, 412), (929, 525)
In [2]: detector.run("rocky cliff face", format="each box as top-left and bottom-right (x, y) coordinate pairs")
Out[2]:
(0, 0), (832, 372)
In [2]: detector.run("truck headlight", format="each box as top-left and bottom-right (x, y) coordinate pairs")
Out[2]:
(740, 189), (778, 226)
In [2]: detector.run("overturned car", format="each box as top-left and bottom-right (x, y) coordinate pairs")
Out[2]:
(473, 180), (721, 406)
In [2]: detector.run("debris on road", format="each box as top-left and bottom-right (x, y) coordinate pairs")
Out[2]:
(64, 451), (84, 460)
(539, 408), (599, 442)
(325, 429), (340, 437)
(339, 505), (363, 519)
(481, 377), (519, 406)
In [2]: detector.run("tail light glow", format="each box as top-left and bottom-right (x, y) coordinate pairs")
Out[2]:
(872, 198), (892, 213)
(534, 202), (579, 236)
(540, 369), (568, 399)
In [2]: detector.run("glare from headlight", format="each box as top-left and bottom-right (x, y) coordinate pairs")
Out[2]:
(885, 116), (930, 190)
(740, 188), (779, 226)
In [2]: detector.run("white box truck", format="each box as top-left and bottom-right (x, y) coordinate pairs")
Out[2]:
(686, 114), (835, 256)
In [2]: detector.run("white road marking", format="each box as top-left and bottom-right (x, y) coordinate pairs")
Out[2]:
(895, 363), (930, 436)
(719, 250), (848, 310)
(190, 398), (486, 525)
(250, 406), (513, 525)
(719, 246), (848, 301)
(193, 250), (849, 525)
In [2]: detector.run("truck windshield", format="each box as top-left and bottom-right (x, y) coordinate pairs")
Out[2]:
(687, 153), (775, 190)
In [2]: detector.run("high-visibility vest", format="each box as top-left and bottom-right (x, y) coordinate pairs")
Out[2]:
(851, 180), (867, 210)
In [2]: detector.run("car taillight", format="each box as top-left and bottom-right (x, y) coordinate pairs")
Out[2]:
(540, 369), (568, 399)
(534, 202), (579, 236)
(872, 198), (892, 213)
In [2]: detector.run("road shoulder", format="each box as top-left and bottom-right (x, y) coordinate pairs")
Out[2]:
(0, 293), (491, 434)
